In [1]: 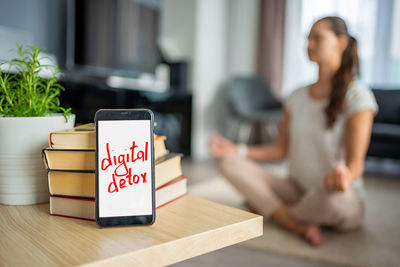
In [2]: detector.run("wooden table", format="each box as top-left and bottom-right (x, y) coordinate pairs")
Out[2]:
(0, 195), (263, 266)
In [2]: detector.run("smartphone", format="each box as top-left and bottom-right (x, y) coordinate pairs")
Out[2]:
(95, 109), (155, 227)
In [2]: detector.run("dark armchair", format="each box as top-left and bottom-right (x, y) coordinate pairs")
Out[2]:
(227, 76), (282, 144)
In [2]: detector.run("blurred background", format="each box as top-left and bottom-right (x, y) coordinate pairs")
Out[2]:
(0, 0), (399, 160)
(1, 1), (399, 266)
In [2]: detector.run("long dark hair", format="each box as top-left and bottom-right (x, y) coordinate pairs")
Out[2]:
(316, 16), (360, 128)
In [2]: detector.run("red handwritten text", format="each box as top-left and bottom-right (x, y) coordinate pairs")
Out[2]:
(100, 141), (149, 193)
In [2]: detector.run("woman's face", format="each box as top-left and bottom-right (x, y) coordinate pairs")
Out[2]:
(307, 21), (344, 64)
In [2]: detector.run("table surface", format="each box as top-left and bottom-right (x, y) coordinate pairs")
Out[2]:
(0, 195), (263, 266)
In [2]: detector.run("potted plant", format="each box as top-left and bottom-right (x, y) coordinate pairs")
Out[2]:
(0, 44), (75, 205)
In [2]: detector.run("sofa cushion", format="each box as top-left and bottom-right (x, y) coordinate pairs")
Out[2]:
(371, 123), (400, 139)
(372, 89), (400, 124)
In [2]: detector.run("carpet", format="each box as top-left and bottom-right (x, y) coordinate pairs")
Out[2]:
(188, 175), (400, 267)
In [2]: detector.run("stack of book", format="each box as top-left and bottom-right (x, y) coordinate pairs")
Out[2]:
(42, 123), (188, 221)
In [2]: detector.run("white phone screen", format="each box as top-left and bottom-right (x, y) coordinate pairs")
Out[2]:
(98, 120), (152, 217)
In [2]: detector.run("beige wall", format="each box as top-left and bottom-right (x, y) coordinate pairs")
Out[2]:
(160, 0), (259, 160)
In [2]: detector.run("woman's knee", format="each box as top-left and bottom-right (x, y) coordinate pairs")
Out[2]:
(218, 156), (262, 184)
(218, 156), (239, 178)
(336, 199), (365, 231)
(291, 187), (364, 228)
(319, 189), (365, 230)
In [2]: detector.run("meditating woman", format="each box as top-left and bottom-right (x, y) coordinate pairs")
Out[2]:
(208, 16), (378, 246)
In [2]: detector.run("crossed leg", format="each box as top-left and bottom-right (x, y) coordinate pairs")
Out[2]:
(218, 156), (365, 246)
(218, 156), (322, 245)
(218, 156), (302, 216)
(289, 185), (365, 231)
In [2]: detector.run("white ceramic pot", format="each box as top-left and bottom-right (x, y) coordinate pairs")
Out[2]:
(0, 114), (75, 205)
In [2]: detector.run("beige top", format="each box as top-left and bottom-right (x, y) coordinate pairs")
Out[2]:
(285, 81), (378, 195)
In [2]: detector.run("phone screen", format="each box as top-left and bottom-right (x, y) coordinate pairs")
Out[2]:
(97, 119), (153, 218)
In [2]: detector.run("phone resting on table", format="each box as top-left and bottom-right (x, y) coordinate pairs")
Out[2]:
(95, 109), (155, 227)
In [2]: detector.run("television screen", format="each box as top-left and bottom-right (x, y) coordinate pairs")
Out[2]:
(67, 0), (161, 76)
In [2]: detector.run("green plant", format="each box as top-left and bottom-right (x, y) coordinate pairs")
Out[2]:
(0, 44), (71, 118)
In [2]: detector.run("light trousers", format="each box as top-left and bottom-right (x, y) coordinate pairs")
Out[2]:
(218, 156), (365, 231)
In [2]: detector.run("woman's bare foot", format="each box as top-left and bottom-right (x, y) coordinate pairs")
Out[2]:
(304, 224), (323, 246)
(272, 205), (323, 246)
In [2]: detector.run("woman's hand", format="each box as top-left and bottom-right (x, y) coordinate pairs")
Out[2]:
(324, 110), (374, 192)
(208, 133), (238, 158)
(324, 164), (352, 192)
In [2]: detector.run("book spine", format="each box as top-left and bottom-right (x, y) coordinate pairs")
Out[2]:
(42, 149), (50, 169)
(156, 193), (189, 209)
(48, 133), (54, 149)
(48, 192), (188, 222)
(49, 213), (96, 222)
(47, 172), (53, 196)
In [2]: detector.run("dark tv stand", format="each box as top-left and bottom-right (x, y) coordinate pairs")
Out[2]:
(59, 75), (192, 157)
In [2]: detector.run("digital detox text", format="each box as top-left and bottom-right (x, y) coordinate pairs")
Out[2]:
(101, 141), (149, 193)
